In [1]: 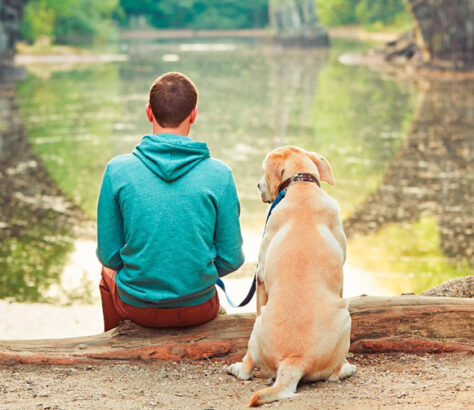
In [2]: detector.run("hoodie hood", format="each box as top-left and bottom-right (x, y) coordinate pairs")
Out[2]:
(133, 133), (210, 182)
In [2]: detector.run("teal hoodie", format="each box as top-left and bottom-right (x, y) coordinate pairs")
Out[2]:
(97, 133), (244, 308)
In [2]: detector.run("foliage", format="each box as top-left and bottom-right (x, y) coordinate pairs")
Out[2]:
(317, 0), (411, 28)
(317, 0), (358, 26)
(20, 0), (412, 43)
(119, 0), (269, 30)
(21, 0), (120, 44)
(21, 0), (56, 42)
(355, 0), (410, 27)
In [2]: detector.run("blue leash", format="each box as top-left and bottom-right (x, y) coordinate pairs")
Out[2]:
(216, 189), (287, 308)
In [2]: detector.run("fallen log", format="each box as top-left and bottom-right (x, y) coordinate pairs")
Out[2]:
(349, 295), (473, 353)
(0, 296), (472, 365)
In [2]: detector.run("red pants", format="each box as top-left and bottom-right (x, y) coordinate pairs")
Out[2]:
(99, 267), (219, 331)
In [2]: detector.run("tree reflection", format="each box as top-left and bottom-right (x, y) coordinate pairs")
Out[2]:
(17, 66), (122, 218)
(344, 79), (474, 290)
(0, 78), (90, 302)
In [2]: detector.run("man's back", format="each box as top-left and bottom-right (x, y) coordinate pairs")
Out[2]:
(97, 133), (244, 308)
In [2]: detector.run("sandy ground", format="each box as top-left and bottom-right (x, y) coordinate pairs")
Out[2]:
(0, 301), (103, 340)
(0, 353), (472, 409)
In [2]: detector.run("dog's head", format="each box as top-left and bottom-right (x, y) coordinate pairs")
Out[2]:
(258, 146), (334, 203)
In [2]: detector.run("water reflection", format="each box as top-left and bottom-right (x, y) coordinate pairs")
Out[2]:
(0, 79), (94, 303)
(0, 38), (471, 304)
(17, 66), (124, 218)
(344, 79), (474, 293)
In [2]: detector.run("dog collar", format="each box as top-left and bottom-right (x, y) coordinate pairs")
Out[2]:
(278, 172), (320, 193)
(266, 173), (319, 224)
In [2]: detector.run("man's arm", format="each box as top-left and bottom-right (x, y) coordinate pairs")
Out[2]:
(214, 173), (245, 277)
(96, 164), (125, 271)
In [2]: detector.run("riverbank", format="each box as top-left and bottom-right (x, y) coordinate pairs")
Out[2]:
(120, 28), (270, 39)
(14, 41), (127, 66)
(12, 26), (401, 67)
(1, 353), (472, 409)
(328, 26), (399, 43)
(119, 26), (401, 42)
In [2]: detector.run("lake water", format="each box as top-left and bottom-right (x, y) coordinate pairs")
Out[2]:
(0, 37), (472, 311)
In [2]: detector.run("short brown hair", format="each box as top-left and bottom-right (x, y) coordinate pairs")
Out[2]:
(149, 72), (198, 127)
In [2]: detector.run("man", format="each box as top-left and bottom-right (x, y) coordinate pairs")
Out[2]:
(97, 72), (244, 331)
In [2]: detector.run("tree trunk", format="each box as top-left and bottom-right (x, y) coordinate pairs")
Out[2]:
(1, 296), (472, 365)
(269, 0), (329, 47)
(406, 0), (474, 70)
(0, 0), (28, 64)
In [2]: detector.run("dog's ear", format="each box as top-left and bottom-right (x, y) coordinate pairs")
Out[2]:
(265, 153), (284, 198)
(307, 152), (335, 186)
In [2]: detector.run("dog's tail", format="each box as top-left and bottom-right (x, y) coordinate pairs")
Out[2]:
(249, 360), (303, 407)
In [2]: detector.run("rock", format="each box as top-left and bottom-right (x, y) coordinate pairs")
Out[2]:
(422, 276), (473, 298)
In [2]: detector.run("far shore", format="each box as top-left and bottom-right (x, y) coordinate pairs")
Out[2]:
(120, 28), (270, 39)
(120, 26), (399, 42)
(328, 26), (399, 42)
(13, 26), (398, 66)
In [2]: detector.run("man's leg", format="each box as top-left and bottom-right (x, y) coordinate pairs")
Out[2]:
(99, 267), (126, 331)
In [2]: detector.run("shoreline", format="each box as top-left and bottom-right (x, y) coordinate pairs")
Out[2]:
(12, 26), (399, 67)
(120, 28), (270, 39)
(328, 26), (399, 43)
(119, 27), (400, 42)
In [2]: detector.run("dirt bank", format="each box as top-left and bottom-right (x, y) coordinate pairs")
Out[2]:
(120, 29), (268, 40)
(1, 353), (472, 409)
(328, 26), (399, 43)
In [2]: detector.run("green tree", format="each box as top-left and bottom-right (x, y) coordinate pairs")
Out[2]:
(119, 0), (269, 30)
(21, 0), (120, 44)
(317, 0), (411, 27)
(355, 0), (408, 26)
(21, 0), (56, 42)
(317, 0), (358, 26)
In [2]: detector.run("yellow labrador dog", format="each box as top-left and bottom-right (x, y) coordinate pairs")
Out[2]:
(227, 146), (356, 406)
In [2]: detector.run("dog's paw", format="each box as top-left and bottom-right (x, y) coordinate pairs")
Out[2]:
(340, 362), (357, 379)
(328, 361), (357, 382)
(226, 362), (242, 378)
(226, 362), (251, 380)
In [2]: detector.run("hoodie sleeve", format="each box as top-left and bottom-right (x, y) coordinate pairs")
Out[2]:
(96, 164), (125, 270)
(214, 172), (245, 277)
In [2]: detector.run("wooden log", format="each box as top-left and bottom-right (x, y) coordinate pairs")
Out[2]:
(349, 296), (473, 353)
(0, 296), (472, 365)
